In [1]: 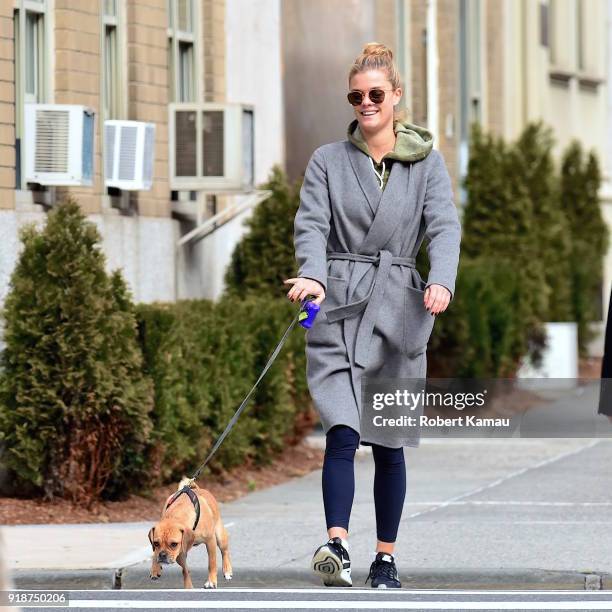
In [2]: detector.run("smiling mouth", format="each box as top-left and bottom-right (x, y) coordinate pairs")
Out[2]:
(360, 110), (379, 116)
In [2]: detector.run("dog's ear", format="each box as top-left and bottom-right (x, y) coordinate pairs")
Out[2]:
(180, 527), (195, 554)
(148, 526), (156, 551)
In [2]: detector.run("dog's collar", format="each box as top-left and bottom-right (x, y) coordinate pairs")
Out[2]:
(165, 485), (201, 531)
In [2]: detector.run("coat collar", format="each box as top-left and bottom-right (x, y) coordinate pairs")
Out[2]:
(346, 143), (416, 255)
(347, 141), (386, 215)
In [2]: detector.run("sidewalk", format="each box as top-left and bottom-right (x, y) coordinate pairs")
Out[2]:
(5, 383), (612, 590)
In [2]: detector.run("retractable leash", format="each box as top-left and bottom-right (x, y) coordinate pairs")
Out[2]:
(183, 296), (321, 486)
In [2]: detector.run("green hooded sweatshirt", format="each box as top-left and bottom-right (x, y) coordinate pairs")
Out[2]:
(347, 118), (434, 190)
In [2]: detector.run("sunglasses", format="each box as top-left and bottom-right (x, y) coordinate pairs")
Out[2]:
(347, 88), (394, 106)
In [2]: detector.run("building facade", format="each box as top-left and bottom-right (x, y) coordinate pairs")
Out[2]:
(0, 0), (284, 311)
(1, 0), (610, 356)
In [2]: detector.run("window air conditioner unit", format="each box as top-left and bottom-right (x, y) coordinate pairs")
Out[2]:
(169, 102), (254, 192)
(104, 120), (155, 191)
(24, 103), (95, 186)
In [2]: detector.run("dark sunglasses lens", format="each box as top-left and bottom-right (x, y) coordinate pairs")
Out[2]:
(347, 91), (363, 106)
(369, 89), (386, 103)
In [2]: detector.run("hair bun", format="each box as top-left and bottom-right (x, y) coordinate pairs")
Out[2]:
(361, 42), (393, 60)
(349, 41), (401, 91)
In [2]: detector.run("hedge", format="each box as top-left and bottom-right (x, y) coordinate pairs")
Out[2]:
(134, 294), (310, 489)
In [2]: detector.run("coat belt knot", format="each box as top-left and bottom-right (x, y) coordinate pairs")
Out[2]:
(324, 250), (416, 368)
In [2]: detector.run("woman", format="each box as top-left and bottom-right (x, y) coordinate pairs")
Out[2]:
(285, 43), (461, 588)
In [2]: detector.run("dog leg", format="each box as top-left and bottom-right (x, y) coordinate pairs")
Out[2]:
(203, 535), (218, 588)
(176, 552), (193, 589)
(150, 557), (162, 581)
(215, 520), (233, 580)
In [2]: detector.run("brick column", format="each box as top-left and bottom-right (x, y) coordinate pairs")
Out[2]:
(202, 0), (225, 102)
(54, 2), (102, 214)
(0, 5), (15, 209)
(126, 0), (170, 217)
(486, 0), (505, 138)
(410, 1), (428, 128)
(437, 0), (459, 192)
(201, 0), (226, 212)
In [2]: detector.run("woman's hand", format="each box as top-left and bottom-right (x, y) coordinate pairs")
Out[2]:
(284, 277), (326, 305)
(424, 284), (451, 315)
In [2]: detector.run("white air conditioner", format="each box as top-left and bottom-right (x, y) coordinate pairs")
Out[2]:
(169, 102), (254, 192)
(104, 120), (155, 191)
(24, 103), (95, 186)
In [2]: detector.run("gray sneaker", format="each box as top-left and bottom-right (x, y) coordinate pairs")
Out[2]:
(311, 537), (352, 587)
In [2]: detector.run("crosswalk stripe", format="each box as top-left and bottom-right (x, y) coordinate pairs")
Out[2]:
(72, 588), (611, 595)
(67, 599), (612, 609)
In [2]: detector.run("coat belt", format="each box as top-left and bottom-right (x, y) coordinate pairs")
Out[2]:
(325, 250), (416, 367)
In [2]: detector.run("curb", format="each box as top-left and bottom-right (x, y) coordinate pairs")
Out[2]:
(12, 567), (612, 591)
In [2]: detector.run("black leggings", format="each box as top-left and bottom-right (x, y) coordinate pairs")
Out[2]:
(322, 424), (406, 543)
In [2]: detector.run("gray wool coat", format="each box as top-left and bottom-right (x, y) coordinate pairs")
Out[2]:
(293, 140), (461, 448)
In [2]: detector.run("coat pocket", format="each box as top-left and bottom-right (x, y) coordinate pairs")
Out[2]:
(324, 276), (348, 308)
(403, 285), (436, 358)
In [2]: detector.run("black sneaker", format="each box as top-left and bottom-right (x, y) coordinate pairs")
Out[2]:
(365, 552), (401, 588)
(311, 537), (352, 587)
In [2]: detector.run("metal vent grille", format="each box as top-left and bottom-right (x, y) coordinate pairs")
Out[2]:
(82, 112), (94, 183)
(202, 110), (224, 177)
(175, 110), (196, 176)
(143, 124), (155, 185)
(34, 110), (69, 173)
(118, 125), (137, 181)
(104, 123), (116, 178)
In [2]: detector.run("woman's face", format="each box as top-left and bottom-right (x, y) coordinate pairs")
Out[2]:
(349, 69), (402, 134)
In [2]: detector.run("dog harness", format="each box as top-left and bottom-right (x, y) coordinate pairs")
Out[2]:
(164, 485), (201, 531)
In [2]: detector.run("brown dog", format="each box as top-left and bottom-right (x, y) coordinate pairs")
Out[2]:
(148, 478), (232, 589)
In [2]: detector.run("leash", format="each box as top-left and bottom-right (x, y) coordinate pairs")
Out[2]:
(183, 298), (320, 486)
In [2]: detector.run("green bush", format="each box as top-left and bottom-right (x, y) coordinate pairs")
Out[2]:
(0, 194), (311, 503)
(428, 258), (540, 377)
(0, 199), (154, 507)
(462, 123), (548, 328)
(513, 121), (573, 322)
(560, 141), (609, 353)
(135, 295), (310, 486)
(224, 166), (303, 299)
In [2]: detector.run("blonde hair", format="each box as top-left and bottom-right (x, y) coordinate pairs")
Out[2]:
(348, 42), (409, 121)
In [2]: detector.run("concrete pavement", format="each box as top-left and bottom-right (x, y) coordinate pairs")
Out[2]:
(5, 430), (612, 590)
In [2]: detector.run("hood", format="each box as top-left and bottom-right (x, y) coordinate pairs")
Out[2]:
(347, 118), (434, 162)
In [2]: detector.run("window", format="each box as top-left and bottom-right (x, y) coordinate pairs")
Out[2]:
(102, 1), (128, 205)
(549, 0), (557, 64)
(168, 0), (199, 202)
(24, 11), (43, 101)
(458, 0), (483, 131)
(15, 1), (46, 104)
(178, 41), (194, 102)
(540, 2), (549, 48)
(168, 0), (196, 103)
(14, 0), (49, 189)
(458, 0), (483, 206)
(548, 0), (602, 86)
(102, 0), (124, 119)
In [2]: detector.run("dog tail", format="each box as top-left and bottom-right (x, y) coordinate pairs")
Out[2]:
(178, 476), (197, 490)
